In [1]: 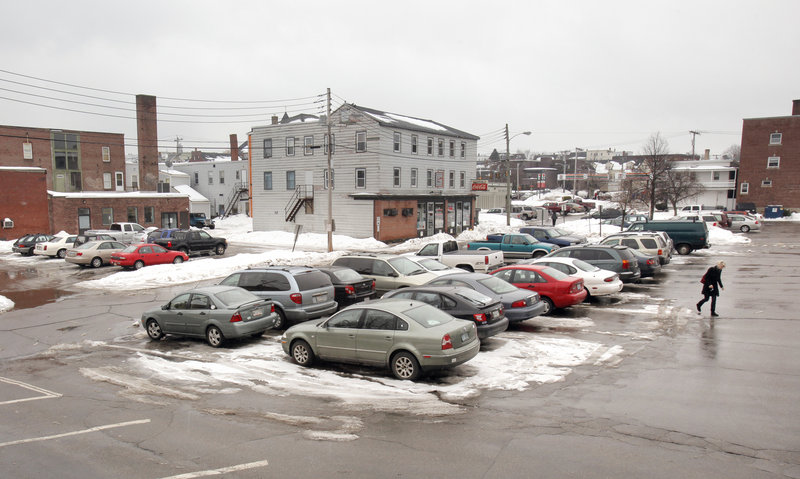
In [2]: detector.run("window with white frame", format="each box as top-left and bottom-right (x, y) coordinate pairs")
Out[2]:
(411, 135), (418, 154)
(427, 137), (433, 155)
(304, 136), (314, 155)
(324, 169), (335, 189)
(449, 140), (455, 158)
(324, 134), (335, 155)
(411, 168), (418, 187)
(219, 170), (225, 184)
(194, 172), (199, 185)
(264, 171), (272, 190)
(460, 142), (466, 158)
(767, 156), (780, 168)
(769, 132), (782, 145)
(208, 171), (213, 185)
(449, 170), (455, 188)
(115, 171), (123, 188)
(713, 171), (720, 181)
(460, 171), (466, 188)
(427, 169), (433, 187)
(355, 168), (366, 188)
(102, 146), (110, 162)
(761, 179), (772, 187)
(740, 182), (748, 194)
(286, 137), (295, 156)
(263, 139), (272, 158)
(103, 172), (112, 189)
(393, 167), (401, 187)
(286, 171), (296, 189)
(437, 139), (444, 156)
(356, 131), (366, 152)
(393, 132), (401, 153)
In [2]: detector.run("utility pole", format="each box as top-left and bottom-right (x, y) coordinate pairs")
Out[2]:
(505, 124), (511, 226)
(689, 130), (701, 160)
(174, 136), (183, 154)
(326, 88), (333, 252)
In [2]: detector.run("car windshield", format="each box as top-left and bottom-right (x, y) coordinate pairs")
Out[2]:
(572, 259), (599, 272)
(417, 258), (450, 271)
(454, 288), (493, 306)
(332, 268), (363, 282)
(403, 303), (454, 328)
(540, 266), (569, 280)
(121, 245), (138, 253)
(214, 288), (260, 307)
(294, 271), (332, 291)
(478, 276), (518, 294)
(388, 257), (426, 275)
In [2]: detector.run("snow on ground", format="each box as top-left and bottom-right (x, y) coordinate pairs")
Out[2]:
(0, 295), (13, 313)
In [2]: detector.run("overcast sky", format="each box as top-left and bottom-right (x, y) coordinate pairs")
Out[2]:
(2, 0), (798, 159)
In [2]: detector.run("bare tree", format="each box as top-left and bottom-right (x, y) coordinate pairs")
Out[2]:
(614, 177), (642, 231)
(723, 144), (741, 163)
(660, 170), (704, 215)
(640, 132), (672, 218)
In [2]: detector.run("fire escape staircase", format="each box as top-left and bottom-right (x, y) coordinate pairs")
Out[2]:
(222, 182), (249, 218)
(285, 185), (313, 222)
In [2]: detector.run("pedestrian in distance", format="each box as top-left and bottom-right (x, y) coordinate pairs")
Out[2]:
(551, 210), (558, 226)
(697, 261), (725, 317)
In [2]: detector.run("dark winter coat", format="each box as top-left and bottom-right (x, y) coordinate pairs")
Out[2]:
(701, 266), (724, 296)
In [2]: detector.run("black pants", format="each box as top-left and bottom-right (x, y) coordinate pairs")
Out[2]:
(697, 294), (717, 313)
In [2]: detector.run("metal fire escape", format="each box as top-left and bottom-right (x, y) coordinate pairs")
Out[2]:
(285, 185), (314, 222)
(222, 181), (249, 218)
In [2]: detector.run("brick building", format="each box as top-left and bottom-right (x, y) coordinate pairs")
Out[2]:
(738, 100), (800, 212)
(0, 167), (50, 240)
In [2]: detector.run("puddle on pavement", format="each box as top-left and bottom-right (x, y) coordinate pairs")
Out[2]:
(0, 267), (73, 310)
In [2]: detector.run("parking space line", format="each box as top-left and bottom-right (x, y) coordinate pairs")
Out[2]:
(0, 376), (62, 405)
(157, 460), (270, 478)
(0, 419), (150, 448)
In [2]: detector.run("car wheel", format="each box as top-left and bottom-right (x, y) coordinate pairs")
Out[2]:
(273, 308), (287, 330)
(291, 340), (315, 366)
(57, 249), (67, 259)
(206, 325), (224, 348)
(146, 319), (164, 340)
(456, 265), (474, 272)
(391, 351), (421, 381)
(676, 244), (692, 255)
(215, 244), (226, 255)
(532, 250), (547, 259)
(134, 260), (145, 270)
(91, 257), (103, 268)
(173, 256), (184, 264)
(740, 225), (750, 233)
(540, 297), (555, 315)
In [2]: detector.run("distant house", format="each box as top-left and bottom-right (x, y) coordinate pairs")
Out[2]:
(248, 104), (480, 242)
(738, 99), (800, 212)
(669, 157), (737, 210)
(170, 157), (250, 217)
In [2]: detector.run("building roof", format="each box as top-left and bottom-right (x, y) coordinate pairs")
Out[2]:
(172, 184), (210, 202)
(48, 191), (188, 199)
(0, 166), (46, 172)
(346, 104), (480, 140)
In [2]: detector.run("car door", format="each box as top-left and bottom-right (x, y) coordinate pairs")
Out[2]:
(316, 309), (362, 361)
(510, 268), (548, 295)
(164, 293), (191, 333)
(356, 309), (397, 365)
(149, 244), (169, 264)
(370, 259), (399, 293)
(184, 293), (213, 336)
(196, 231), (215, 252)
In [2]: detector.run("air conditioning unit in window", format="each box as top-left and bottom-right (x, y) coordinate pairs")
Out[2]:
(401, 208), (414, 217)
(2, 218), (13, 229)
(383, 208), (398, 217)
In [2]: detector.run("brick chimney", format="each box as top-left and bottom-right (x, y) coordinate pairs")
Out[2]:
(271, 115), (279, 125)
(704, 149), (710, 160)
(229, 134), (238, 161)
(793, 99), (800, 116)
(136, 94), (158, 191)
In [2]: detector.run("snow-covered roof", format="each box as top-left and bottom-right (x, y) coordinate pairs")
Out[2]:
(347, 104), (480, 140)
(160, 169), (189, 177)
(172, 184), (210, 202)
(0, 166), (46, 172)
(48, 191), (188, 199)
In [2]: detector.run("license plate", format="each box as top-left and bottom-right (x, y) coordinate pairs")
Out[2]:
(461, 332), (469, 342)
(313, 294), (327, 303)
(252, 309), (263, 318)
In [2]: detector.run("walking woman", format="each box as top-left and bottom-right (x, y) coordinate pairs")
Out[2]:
(697, 261), (725, 317)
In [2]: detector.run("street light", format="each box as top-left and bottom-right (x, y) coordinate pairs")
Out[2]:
(505, 125), (531, 225)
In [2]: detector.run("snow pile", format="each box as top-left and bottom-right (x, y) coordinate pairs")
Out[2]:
(0, 295), (14, 313)
(765, 211), (800, 222)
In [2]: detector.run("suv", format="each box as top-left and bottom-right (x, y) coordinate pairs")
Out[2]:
(511, 205), (537, 220)
(332, 254), (440, 295)
(189, 212), (215, 229)
(147, 228), (180, 243)
(599, 232), (671, 265)
(12, 234), (55, 255)
(546, 244), (641, 283)
(152, 229), (227, 256)
(627, 220), (709, 255)
(219, 266), (337, 329)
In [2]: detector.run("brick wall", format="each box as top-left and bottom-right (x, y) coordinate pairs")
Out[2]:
(374, 199), (418, 242)
(49, 195), (190, 233)
(0, 169), (50, 240)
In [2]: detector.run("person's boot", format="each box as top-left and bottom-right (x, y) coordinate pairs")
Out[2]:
(711, 311), (719, 317)
(696, 302), (702, 314)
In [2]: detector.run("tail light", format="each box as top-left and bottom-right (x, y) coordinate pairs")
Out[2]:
(604, 275), (617, 283)
(473, 313), (487, 323)
(167, 241), (173, 247)
(441, 334), (453, 350)
(43, 245), (47, 250)
(511, 299), (527, 308)
(657, 249), (663, 256)
(76, 252), (83, 256)
(270, 304), (275, 313)
(484, 256), (489, 265)
(230, 312), (242, 323)
(647, 258), (656, 266)
(371, 280), (376, 290)
(755, 220), (759, 224)
(344, 285), (355, 295)
(622, 259), (630, 270)
(290, 293), (302, 304)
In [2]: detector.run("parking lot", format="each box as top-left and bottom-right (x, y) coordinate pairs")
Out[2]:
(1, 223), (799, 478)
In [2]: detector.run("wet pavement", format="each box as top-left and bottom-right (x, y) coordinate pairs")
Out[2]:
(0, 224), (799, 478)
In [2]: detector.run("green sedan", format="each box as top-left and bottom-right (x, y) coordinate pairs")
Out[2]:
(142, 285), (278, 347)
(281, 299), (480, 380)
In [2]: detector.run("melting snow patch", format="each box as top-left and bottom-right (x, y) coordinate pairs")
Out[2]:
(0, 295), (14, 314)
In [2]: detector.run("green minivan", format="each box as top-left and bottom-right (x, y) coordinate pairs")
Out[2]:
(627, 220), (709, 255)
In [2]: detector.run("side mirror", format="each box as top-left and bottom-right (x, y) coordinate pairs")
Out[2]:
(162, 304), (169, 310)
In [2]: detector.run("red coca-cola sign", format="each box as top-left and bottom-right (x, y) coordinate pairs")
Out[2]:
(471, 182), (488, 191)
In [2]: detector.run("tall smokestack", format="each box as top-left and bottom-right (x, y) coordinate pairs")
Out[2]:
(136, 94), (158, 191)
(793, 99), (800, 116)
(230, 134), (238, 161)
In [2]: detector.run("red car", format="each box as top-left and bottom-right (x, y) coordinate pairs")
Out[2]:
(490, 264), (587, 314)
(110, 243), (188, 270)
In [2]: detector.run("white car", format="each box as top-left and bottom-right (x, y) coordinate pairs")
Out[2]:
(529, 257), (623, 297)
(407, 256), (463, 276)
(728, 214), (761, 232)
(33, 235), (78, 259)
